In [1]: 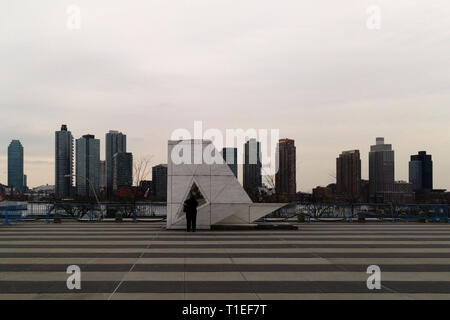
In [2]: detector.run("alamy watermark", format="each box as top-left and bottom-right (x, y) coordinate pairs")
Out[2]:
(366, 265), (381, 290)
(66, 265), (81, 290)
(170, 121), (280, 175)
(66, 4), (81, 30)
(366, 5), (381, 30)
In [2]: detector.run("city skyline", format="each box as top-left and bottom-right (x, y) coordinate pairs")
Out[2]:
(1, 1), (449, 191)
(1, 128), (449, 193)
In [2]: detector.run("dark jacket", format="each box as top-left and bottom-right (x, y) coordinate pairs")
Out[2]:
(183, 197), (199, 215)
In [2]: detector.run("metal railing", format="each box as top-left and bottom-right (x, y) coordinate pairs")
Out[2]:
(23, 201), (167, 223)
(268, 202), (450, 223)
(3, 201), (450, 224)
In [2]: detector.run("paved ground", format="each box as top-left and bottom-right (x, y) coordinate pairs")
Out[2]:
(0, 221), (449, 300)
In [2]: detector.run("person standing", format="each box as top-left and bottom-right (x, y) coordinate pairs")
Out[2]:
(184, 194), (199, 232)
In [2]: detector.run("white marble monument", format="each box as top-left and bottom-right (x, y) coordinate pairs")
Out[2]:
(167, 139), (286, 230)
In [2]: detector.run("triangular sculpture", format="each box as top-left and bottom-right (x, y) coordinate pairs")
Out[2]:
(167, 139), (287, 229)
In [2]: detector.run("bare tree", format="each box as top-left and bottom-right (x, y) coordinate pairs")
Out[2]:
(261, 166), (275, 189)
(260, 167), (278, 202)
(133, 155), (153, 187)
(263, 174), (275, 189)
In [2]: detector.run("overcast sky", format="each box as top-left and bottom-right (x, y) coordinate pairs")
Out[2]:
(0, 1), (449, 191)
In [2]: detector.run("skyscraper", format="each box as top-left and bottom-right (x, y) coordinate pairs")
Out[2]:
(409, 151), (433, 192)
(55, 124), (74, 198)
(113, 152), (133, 192)
(369, 137), (395, 202)
(221, 147), (238, 178)
(105, 130), (126, 197)
(275, 138), (296, 195)
(243, 139), (262, 197)
(7, 140), (24, 193)
(76, 134), (100, 197)
(336, 150), (361, 200)
(152, 164), (168, 199)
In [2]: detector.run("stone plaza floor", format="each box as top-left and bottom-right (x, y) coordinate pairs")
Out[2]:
(0, 221), (449, 299)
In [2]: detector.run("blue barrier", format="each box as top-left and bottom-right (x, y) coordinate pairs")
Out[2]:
(0, 204), (26, 225)
(45, 204), (50, 224)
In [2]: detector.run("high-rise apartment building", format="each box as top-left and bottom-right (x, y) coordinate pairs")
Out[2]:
(152, 164), (168, 199)
(369, 137), (395, 202)
(76, 134), (100, 197)
(409, 151), (433, 192)
(221, 147), (238, 178)
(336, 150), (361, 200)
(105, 130), (126, 197)
(113, 152), (133, 192)
(243, 139), (262, 196)
(275, 139), (296, 195)
(55, 124), (74, 198)
(7, 140), (24, 193)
